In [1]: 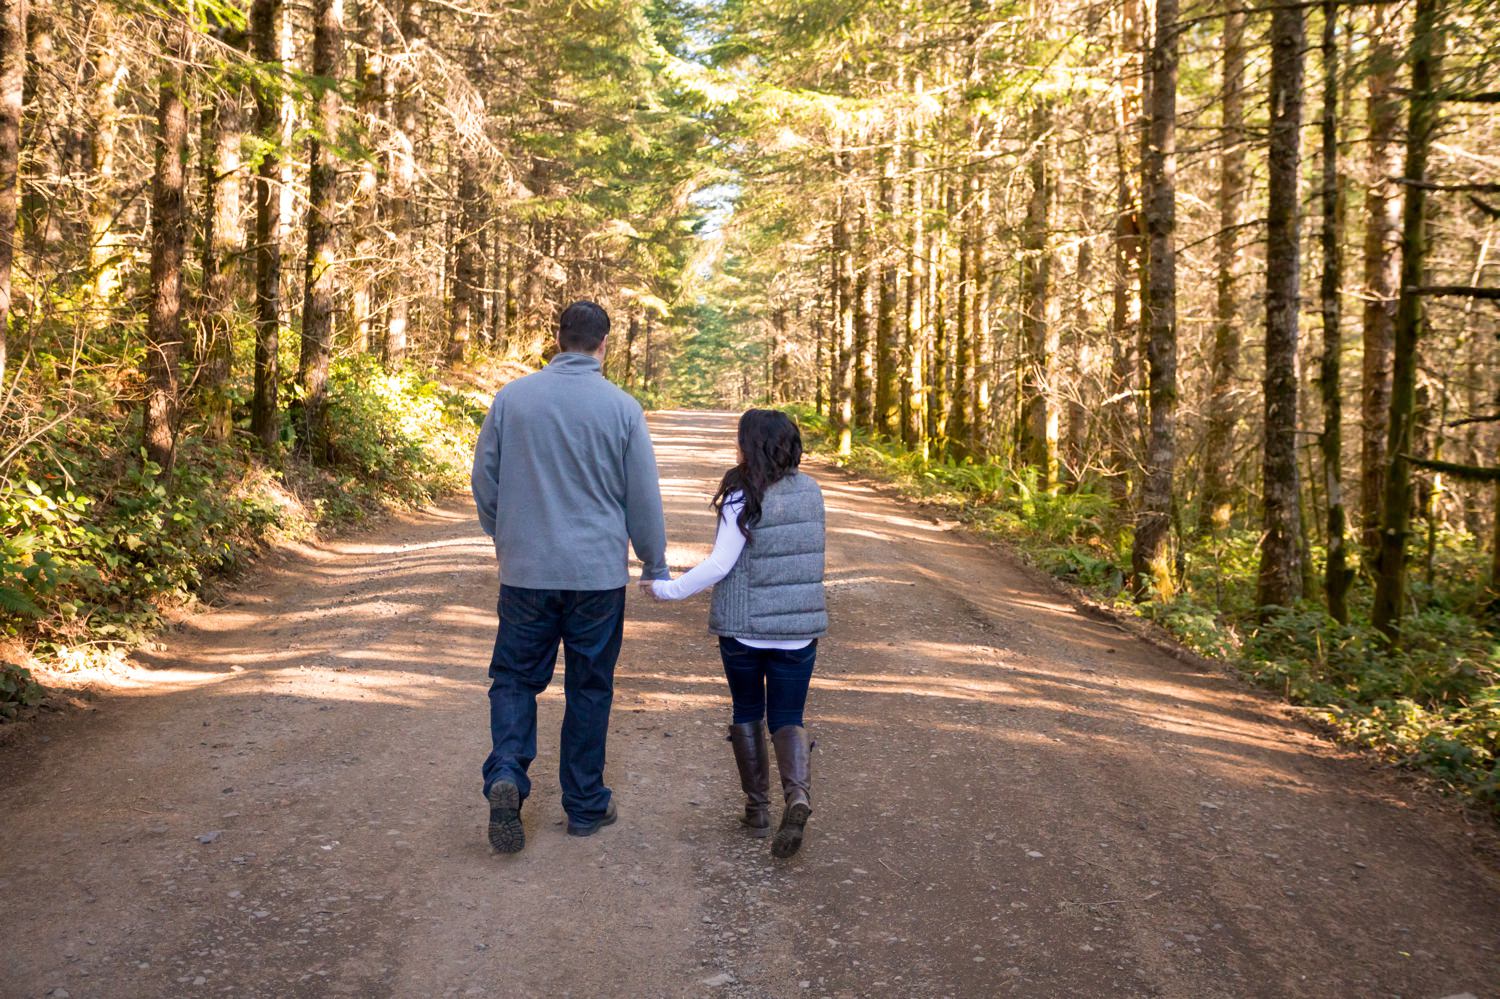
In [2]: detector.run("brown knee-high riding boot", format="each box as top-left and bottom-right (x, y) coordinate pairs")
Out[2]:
(727, 722), (772, 837)
(770, 725), (812, 858)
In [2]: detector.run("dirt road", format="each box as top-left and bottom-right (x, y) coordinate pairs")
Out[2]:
(3, 410), (1497, 998)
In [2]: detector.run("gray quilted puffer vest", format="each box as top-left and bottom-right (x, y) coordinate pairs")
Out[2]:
(708, 471), (828, 642)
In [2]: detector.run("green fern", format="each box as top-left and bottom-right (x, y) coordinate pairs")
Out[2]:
(0, 584), (41, 618)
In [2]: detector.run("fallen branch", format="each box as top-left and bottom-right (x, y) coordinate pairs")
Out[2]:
(1443, 90), (1500, 104)
(1445, 412), (1500, 428)
(1469, 195), (1500, 220)
(1412, 285), (1500, 300)
(1393, 179), (1500, 194)
(1402, 454), (1500, 482)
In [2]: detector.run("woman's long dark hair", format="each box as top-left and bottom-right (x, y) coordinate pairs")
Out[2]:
(712, 409), (803, 541)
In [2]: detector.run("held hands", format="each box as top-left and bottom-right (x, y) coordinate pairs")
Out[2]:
(639, 577), (670, 602)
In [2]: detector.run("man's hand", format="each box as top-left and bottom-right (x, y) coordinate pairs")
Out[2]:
(638, 578), (663, 601)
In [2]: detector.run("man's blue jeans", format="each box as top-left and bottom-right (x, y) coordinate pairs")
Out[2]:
(482, 585), (625, 824)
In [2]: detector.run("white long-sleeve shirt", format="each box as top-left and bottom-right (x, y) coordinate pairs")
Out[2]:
(651, 493), (812, 651)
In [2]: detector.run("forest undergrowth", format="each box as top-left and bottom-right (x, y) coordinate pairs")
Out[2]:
(790, 407), (1500, 819)
(1, 319), (497, 717)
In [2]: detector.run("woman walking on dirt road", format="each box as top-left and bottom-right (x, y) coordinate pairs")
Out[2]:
(648, 409), (828, 858)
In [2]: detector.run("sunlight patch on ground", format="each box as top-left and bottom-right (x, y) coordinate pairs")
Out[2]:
(318, 535), (490, 557)
(630, 689), (724, 710)
(812, 674), (1021, 702)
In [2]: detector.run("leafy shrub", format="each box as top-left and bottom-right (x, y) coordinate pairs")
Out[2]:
(322, 356), (487, 502)
(0, 662), (44, 719)
(1, 449), (284, 651)
(2, 354), (490, 680)
(792, 408), (1500, 817)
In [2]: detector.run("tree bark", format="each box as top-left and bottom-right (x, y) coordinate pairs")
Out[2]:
(381, 0), (422, 369)
(1130, 0), (1179, 598)
(770, 307), (791, 402)
(1020, 103), (1059, 488)
(903, 73), (928, 459)
(643, 311), (655, 392)
(87, 8), (124, 302)
(1360, 10), (1403, 557)
(853, 203), (873, 430)
(831, 150), (855, 456)
(19, 3), (54, 258)
(503, 240), (518, 353)
(813, 297), (826, 416)
(198, 19), (244, 443)
(349, 11), (381, 355)
(0, 0), (22, 395)
(1107, 0), (1145, 501)
(1373, 0), (1441, 639)
(928, 176), (951, 451)
(143, 13), (191, 473)
(876, 133), (902, 438)
(1256, 0), (1308, 612)
(972, 169), (993, 457)
(447, 157), (481, 368)
(624, 311), (637, 388)
(299, 0), (344, 454)
(1319, 1), (1351, 623)
(1197, 8), (1246, 533)
(250, 0), (283, 449)
(947, 153), (976, 459)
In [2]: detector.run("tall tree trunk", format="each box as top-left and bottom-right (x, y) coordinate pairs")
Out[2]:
(1020, 103), (1059, 487)
(1064, 121), (1098, 476)
(623, 312), (637, 387)
(0, 0), (22, 394)
(143, 13), (190, 473)
(813, 296), (826, 416)
(770, 307), (791, 402)
(250, 0), (283, 449)
(1490, 479), (1500, 603)
(832, 153), (855, 456)
(1107, 0), (1145, 501)
(198, 22), (244, 443)
(947, 153), (976, 459)
(876, 133), (902, 438)
(853, 203), (874, 430)
(643, 311), (655, 392)
(381, 0), (421, 369)
(276, 2), (296, 238)
(928, 177), (951, 451)
(1129, 0), (1179, 598)
(972, 169), (993, 456)
(491, 237), (507, 348)
(1197, 8), (1246, 533)
(1359, 13), (1403, 557)
(87, 9), (124, 302)
(903, 76), (928, 458)
(501, 239), (517, 353)
(476, 225), (492, 347)
(447, 157), (481, 367)
(20, 4), (54, 258)
(947, 17), (985, 461)
(348, 13), (381, 355)
(299, 0), (344, 454)
(1373, 0), (1441, 639)
(1256, 0), (1308, 612)
(1319, 2), (1350, 623)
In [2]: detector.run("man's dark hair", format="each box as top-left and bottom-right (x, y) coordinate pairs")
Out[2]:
(558, 300), (611, 353)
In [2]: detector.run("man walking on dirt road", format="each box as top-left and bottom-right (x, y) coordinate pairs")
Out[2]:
(470, 300), (670, 853)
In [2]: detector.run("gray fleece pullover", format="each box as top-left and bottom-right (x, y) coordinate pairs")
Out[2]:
(470, 352), (669, 590)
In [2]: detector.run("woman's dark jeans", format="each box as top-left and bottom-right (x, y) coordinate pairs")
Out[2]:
(718, 636), (817, 733)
